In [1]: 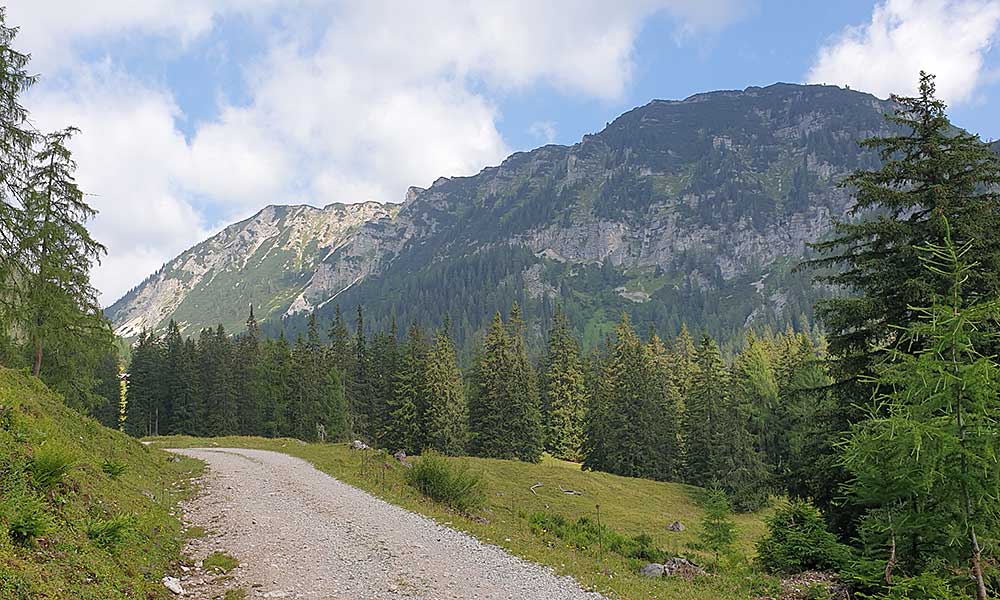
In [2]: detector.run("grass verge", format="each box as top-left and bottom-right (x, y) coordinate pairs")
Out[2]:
(0, 368), (203, 599)
(150, 435), (779, 599)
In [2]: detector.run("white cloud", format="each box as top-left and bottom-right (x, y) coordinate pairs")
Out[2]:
(528, 121), (558, 144)
(25, 63), (213, 306)
(807, 0), (1000, 104)
(7, 0), (746, 305)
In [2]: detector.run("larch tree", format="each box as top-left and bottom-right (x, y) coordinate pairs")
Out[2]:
(843, 226), (1000, 599)
(19, 128), (108, 379)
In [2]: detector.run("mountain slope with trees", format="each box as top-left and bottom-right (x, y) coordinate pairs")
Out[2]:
(110, 83), (910, 351)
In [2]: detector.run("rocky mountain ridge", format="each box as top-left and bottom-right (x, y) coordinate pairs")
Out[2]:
(108, 82), (991, 348)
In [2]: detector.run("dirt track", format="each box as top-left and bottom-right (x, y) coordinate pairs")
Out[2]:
(172, 447), (606, 600)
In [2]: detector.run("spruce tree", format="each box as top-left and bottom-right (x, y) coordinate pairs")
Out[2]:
(806, 72), (1000, 530)
(260, 334), (292, 437)
(234, 305), (263, 435)
(202, 325), (237, 436)
(369, 321), (400, 447)
(348, 305), (376, 440)
(685, 335), (727, 487)
(0, 11), (37, 337)
(506, 303), (543, 462)
(646, 332), (682, 480)
(469, 308), (542, 462)
(423, 322), (468, 455)
(125, 330), (165, 437)
(386, 322), (429, 453)
(540, 306), (587, 461)
(583, 314), (658, 478)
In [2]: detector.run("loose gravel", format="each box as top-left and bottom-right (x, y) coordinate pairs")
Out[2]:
(172, 447), (608, 600)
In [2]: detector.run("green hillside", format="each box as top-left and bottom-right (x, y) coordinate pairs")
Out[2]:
(152, 435), (778, 599)
(0, 369), (201, 599)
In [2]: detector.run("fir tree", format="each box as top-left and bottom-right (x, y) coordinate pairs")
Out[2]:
(349, 304), (376, 440)
(386, 322), (429, 453)
(260, 334), (292, 437)
(423, 322), (468, 455)
(540, 306), (587, 461)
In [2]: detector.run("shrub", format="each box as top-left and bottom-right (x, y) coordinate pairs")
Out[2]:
(527, 512), (667, 563)
(404, 452), (484, 512)
(0, 564), (34, 600)
(27, 445), (75, 492)
(100, 458), (127, 480)
(3, 491), (51, 545)
(86, 514), (134, 550)
(756, 499), (851, 574)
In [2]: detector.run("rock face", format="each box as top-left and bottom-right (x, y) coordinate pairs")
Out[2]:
(109, 82), (950, 345)
(106, 202), (397, 338)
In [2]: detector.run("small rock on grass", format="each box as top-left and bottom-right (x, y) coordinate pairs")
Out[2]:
(162, 576), (185, 595)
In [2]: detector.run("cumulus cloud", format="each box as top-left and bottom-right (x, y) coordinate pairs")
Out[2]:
(6, 0), (746, 305)
(807, 0), (1000, 104)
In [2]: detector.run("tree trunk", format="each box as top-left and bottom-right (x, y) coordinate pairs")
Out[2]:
(31, 339), (42, 376)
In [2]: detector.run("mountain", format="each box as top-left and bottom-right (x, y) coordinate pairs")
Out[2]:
(109, 83), (901, 347)
(106, 202), (397, 337)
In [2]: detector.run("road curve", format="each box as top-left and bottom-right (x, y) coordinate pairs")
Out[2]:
(172, 447), (607, 600)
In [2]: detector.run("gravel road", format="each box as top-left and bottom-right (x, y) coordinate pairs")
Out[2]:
(172, 447), (607, 600)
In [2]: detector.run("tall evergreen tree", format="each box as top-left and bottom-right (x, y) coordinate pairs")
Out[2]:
(202, 325), (237, 436)
(807, 72), (1000, 531)
(125, 330), (165, 437)
(540, 306), (587, 461)
(234, 305), (263, 435)
(646, 332), (682, 480)
(349, 304), (376, 439)
(386, 322), (429, 453)
(0, 10), (37, 339)
(582, 314), (658, 477)
(423, 322), (468, 455)
(260, 334), (292, 437)
(470, 307), (543, 462)
(685, 335), (728, 487)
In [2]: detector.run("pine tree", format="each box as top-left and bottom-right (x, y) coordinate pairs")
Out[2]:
(540, 306), (587, 461)
(423, 322), (468, 455)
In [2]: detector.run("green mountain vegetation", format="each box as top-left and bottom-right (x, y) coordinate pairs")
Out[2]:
(0, 368), (201, 599)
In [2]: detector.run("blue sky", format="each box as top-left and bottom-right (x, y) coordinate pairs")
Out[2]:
(5, 0), (999, 304)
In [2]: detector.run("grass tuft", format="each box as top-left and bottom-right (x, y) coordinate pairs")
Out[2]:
(2, 490), (52, 545)
(86, 514), (134, 550)
(204, 551), (240, 573)
(405, 451), (484, 512)
(27, 445), (75, 492)
(100, 458), (128, 479)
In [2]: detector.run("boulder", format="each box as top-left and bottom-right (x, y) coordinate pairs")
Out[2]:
(161, 576), (185, 595)
(640, 563), (665, 578)
(662, 557), (707, 580)
(666, 520), (685, 532)
(350, 440), (370, 451)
